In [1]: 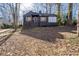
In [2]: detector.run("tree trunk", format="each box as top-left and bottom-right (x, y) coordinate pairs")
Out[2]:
(57, 3), (61, 25)
(14, 3), (20, 31)
(67, 3), (73, 25)
(77, 11), (79, 37)
(48, 3), (52, 14)
(57, 3), (61, 18)
(46, 3), (48, 14)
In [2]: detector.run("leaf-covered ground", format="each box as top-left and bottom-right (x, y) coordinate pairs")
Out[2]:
(0, 26), (79, 56)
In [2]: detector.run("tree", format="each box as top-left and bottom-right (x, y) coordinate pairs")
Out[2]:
(0, 3), (20, 30)
(14, 3), (20, 31)
(67, 3), (73, 25)
(57, 3), (61, 18)
(77, 8), (79, 37)
(0, 4), (11, 21)
(38, 3), (48, 13)
(57, 3), (62, 25)
(32, 3), (40, 12)
(33, 3), (48, 13)
(7, 3), (20, 31)
(41, 3), (54, 14)
(32, 3), (54, 14)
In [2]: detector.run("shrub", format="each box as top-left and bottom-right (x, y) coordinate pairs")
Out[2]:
(18, 24), (22, 28)
(57, 17), (62, 26)
(72, 20), (77, 25)
(72, 17), (77, 26)
(1, 23), (14, 29)
(61, 19), (67, 25)
(72, 20), (77, 26)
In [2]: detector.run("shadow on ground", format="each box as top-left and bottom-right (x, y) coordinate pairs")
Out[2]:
(0, 31), (15, 46)
(21, 26), (77, 43)
(53, 26), (77, 34)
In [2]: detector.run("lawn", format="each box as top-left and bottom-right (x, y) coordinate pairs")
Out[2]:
(0, 26), (79, 56)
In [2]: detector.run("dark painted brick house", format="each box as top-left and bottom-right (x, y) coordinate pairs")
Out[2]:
(23, 11), (57, 29)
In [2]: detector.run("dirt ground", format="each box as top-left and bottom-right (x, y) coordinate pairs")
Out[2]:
(0, 26), (79, 56)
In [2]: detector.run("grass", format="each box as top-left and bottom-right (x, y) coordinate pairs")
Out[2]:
(66, 36), (79, 45)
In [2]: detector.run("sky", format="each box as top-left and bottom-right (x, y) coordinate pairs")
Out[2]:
(20, 3), (79, 19)
(0, 3), (78, 22)
(19, 3), (35, 22)
(19, 3), (79, 24)
(20, 3), (33, 12)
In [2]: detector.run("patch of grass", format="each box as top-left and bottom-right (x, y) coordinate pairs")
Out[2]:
(67, 36), (79, 45)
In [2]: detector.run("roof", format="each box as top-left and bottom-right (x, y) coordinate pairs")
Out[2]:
(24, 11), (39, 17)
(39, 13), (57, 17)
(24, 11), (57, 17)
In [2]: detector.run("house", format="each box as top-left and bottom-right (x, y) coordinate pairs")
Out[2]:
(23, 11), (57, 29)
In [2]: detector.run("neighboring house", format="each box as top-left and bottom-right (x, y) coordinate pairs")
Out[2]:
(23, 11), (57, 29)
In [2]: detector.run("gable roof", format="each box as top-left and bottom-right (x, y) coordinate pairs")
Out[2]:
(39, 13), (57, 17)
(24, 11), (39, 17)
(24, 11), (57, 17)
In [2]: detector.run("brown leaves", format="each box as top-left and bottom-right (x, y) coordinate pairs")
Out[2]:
(0, 27), (79, 55)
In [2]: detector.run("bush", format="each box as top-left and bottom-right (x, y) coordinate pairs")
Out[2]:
(18, 24), (22, 28)
(57, 17), (67, 26)
(57, 17), (62, 26)
(72, 20), (77, 26)
(1, 23), (14, 29)
(61, 19), (67, 25)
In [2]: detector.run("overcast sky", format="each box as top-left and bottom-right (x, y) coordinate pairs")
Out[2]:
(0, 3), (78, 21)
(20, 3), (33, 12)
(20, 3), (79, 19)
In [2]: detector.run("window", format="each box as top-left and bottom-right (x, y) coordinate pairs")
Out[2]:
(40, 17), (46, 22)
(26, 17), (31, 21)
(48, 17), (57, 23)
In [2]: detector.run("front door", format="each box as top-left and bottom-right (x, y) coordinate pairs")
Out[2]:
(33, 17), (39, 26)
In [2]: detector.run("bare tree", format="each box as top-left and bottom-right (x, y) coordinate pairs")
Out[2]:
(32, 3), (54, 14)
(41, 3), (54, 14)
(32, 3), (40, 12)
(77, 6), (79, 37)
(0, 4), (11, 21)
(67, 3), (73, 25)
(13, 3), (20, 31)
(57, 3), (61, 18)
(47, 3), (54, 14)
(56, 3), (62, 25)
(7, 3), (20, 31)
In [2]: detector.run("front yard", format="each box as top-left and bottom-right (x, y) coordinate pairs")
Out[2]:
(0, 26), (79, 56)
